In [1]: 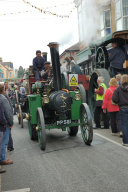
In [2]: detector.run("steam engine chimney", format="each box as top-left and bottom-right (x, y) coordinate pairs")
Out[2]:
(47, 42), (62, 91)
(42, 52), (48, 61)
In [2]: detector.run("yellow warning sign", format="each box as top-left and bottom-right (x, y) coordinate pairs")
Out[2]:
(69, 74), (78, 86)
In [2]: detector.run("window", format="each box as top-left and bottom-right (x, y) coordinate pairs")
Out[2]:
(100, 10), (111, 37)
(122, 0), (128, 16)
(122, 0), (128, 29)
(115, 0), (121, 20)
(10, 72), (12, 77)
(115, 0), (128, 30)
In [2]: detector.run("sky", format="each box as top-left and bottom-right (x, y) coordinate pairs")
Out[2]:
(0, 0), (79, 70)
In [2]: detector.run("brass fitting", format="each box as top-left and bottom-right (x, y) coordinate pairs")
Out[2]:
(17, 113), (19, 119)
(26, 114), (29, 120)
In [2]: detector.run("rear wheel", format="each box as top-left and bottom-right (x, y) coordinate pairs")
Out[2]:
(19, 105), (23, 128)
(67, 126), (78, 136)
(96, 46), (109, 69)
(37, 108), (46, 150)
(80, 103), (93, 145)
(15, 90), (19, 104)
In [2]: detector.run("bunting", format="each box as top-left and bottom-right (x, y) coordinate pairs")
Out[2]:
(0, 10), (36, 17)
(22, 0), (76, 18)
(0, 1), (76, 18)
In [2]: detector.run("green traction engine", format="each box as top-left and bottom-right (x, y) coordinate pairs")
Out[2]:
(26, 42), (93, 150)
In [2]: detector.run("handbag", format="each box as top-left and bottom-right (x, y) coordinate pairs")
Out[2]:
(109, 88), (118, 105)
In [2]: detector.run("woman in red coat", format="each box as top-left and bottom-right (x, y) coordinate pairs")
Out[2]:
(102, 78), (122, 136)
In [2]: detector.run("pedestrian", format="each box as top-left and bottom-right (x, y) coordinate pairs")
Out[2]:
(19, 84), (26, 94)
(0, 84), (13, 164)
(0, 103), (7, 173)
(4, 82), (14, 151)
(102, 78), (122, 136)
(60, 63), (67, 74)
(112, 75), (128, 146)
(70, 60), (83, 74)
(69, 56), (75, 63)
(116, 74), (122, 85)
(8, 84), (17, 115)
(32, 50), (45, 82)
(94, 76), (109, 129)
(109, 42), (125, 77)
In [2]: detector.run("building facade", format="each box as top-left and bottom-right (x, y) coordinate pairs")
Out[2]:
(0, 58), (14, 81)
(74, 0), (128, 41)
(59, 42), (80, 64)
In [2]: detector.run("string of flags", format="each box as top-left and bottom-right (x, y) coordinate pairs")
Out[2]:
(22, 0), (76, 18)
(42, 2), (74, 9)
(0, 0), (76, 18)
(0, 10), (36, 17)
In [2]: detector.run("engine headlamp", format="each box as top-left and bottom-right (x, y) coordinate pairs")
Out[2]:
(75, 93), (81, 100)
(42, 95), (49, 104)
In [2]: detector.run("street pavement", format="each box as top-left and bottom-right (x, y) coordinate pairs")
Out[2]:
(1, 116), (128, 192)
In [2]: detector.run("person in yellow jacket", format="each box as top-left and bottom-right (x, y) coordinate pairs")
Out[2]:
(94, 76), (109, 129)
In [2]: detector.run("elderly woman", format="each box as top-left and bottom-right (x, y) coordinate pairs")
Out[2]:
(102, 78), (122, 136)
(116, 74), (122, 85)
(112, 75), (128, 146)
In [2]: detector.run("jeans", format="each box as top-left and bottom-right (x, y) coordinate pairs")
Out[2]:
(0, 132), (3, 156)
(94, 107), (109, 128)
(119, 108), (128, 144)
(0, 126), (10, 162)
(109, 111), (122, 133)
(110, 67), (124, 77)
(33, 71), (40, 82)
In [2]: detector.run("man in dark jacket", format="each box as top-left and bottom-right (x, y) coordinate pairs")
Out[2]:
(4, 82), (14, 151)
(112, 75), (128, 146)
(33, 50), (45, 82)
(0, 84), (13, 165)
(109, 42), (125, 77)
(0, 103), (7, 173)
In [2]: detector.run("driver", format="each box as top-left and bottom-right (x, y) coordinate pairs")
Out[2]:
(33, 50), (45, 82)
(109, 42), (125, 77)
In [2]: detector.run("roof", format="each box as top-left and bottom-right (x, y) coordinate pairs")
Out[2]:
(60, 42), (80, 58)
(90, 30), (128, 47)
(65, 42), (80, 51)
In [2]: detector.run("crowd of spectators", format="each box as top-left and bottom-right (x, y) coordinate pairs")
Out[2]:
(94, 74), (128, 147)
